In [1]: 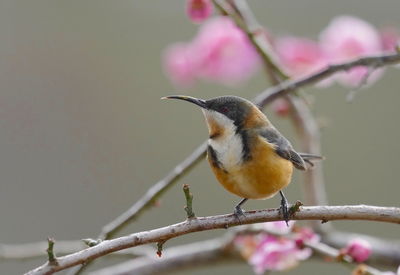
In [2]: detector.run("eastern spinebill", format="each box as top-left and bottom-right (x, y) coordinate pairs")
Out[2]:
(162, 95), (322, 223)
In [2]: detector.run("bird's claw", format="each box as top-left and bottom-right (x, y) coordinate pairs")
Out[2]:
(234, 206), (245, 218)
(279, 193), (290, 226)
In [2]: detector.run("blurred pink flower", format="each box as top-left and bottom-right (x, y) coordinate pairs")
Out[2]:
(163, 17), (260, 87)
(186, 0), (213, 23)
(380, 27), (400, 52)
(320, 15), (384, 87)
(192, 17), (260, 85)
(249, 235), (312, 273)
(271, 98), (291, 117)
(163, 43), (196, 87)
(293, 227), (320, 248)
(262, 220), (295, 234)
(343, 238), (371, 263)
(275, 36), (328, 79)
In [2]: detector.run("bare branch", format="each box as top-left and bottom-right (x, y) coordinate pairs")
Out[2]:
(253, 52), (400, 107)
(25, 205), (400, 275)
(0, 241), (84, 260)
(0, 241), (153, 261)
(89, 239), (237, 275)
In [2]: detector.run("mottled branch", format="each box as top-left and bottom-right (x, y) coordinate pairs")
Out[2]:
(26, 205), (400, 275)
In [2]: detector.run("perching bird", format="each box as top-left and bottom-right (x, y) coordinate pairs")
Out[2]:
(162, 95), (322, 223)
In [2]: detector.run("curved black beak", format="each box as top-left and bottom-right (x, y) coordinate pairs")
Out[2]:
(161, 95), (207, 109)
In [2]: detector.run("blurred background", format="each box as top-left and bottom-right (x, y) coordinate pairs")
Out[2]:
(0, 1), (399, 274)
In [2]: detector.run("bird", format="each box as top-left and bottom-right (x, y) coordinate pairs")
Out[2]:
(162, 95), (322, 223)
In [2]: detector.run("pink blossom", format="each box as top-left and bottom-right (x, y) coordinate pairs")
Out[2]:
(262, 220), (295, 234)
(186, 0), (213, 23)
(275, 36), (328, 79)
(249, 235), (312, 273)
(192, 17), (260, 85)
(293, 227), (320, 248)
(163, 43), (196, 87)
(271, 98), (291, 117)
(380, 27), (400, 52)
(163, 17), (260, 87)
(343, 238), (372, 263)
(319, 15), (384, 87)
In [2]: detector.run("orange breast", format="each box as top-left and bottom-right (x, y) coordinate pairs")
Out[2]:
(208, 136), (293, 199)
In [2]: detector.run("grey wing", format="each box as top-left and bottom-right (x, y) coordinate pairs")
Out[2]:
(259, 126), (306, 170)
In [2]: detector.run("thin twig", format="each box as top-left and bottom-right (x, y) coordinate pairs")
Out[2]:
(46, 238), (57, 266)
(0, 241), (85, 260)
(183, 184), (196, 219)
(0, 241), (153, 261)
(253, 52), (400, 107)
(25, 205), (400, 275)
(88, 238), (237, 275)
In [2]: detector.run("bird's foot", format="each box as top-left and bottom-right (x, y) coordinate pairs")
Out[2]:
(233, 198), (248, 218)
(279, 191), (290, 226)
(233, 205), (246, 218)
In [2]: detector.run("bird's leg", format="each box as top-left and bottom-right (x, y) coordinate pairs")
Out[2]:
(234, 198), (248, 217)
(279, 190), (290, 226)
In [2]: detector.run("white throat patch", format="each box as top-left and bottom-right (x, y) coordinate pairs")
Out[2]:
(202, 110), (244, 171)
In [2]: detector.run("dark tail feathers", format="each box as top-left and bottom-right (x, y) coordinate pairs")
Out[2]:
(299, 153), (324, 168)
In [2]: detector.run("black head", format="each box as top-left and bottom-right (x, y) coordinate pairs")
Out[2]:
(204, 96), (253, 128)
(162, 95), (254, 128)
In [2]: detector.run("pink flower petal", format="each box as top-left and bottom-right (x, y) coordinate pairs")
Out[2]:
(186, 0), (213, 24)
(262, 220), (295, 234)
(319, 15), (384, 87)
(275, 36), (328, 79)
(163, 16), (260, 87)
(192, 17), (260, 85)
(380, 27), (400, 52)
(343, 238), (372, 263)
(163, 43), (196, 87)
(249, 235), (313, 273)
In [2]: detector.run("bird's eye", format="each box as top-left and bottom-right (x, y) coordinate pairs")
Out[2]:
(220, 106), (229, 113)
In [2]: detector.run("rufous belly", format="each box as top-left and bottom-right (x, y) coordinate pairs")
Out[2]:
(208, 137), (293, 199)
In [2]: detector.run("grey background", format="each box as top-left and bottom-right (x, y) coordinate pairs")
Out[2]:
(0, 1), (399, 274)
